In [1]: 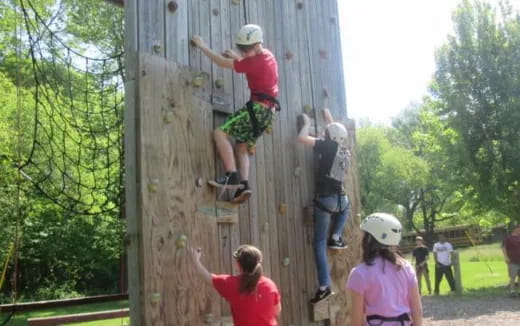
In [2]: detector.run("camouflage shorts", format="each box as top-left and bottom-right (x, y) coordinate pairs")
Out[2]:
(219, 102), (274, 151)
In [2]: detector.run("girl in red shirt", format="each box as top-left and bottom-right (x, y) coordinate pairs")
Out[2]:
(190, 244), (281, 326)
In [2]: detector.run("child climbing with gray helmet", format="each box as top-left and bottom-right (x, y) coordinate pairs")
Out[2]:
(347, 213), (423, 326)
(191, 24), (280, 204)
(297, 109), (350, 304)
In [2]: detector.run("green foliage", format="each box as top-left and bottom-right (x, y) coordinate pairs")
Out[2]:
(433, 0), (520, 223)
(0, 0), (125, 303)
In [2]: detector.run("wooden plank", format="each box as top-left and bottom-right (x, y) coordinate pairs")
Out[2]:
(27, 309), (129, 326)
(136, 0), (164, 55)
(122, 52), (142, 326)
(262, 0), (282, 299)
(279, 0), (308, 324)
(136, 54), (220, 326)
(165, 0), (189, 65)
(269, 1), (296, 325)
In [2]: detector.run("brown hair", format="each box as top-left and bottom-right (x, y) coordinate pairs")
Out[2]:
(233, 245), (263, 294)
(362, 232), (403, 271)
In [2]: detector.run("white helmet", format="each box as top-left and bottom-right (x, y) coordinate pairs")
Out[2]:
(326, 122), (348, 144)
(360, 213), (402, 246)
(236, 24), (263, 45)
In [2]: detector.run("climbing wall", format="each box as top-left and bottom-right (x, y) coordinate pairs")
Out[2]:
(123, 0), (362, 325)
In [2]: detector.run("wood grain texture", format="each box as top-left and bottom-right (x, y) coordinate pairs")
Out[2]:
(124, 1), (360, 325)
(136, 54), (220, 325)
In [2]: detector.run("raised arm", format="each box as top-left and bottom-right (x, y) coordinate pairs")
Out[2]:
(296, 113), (318, 147)
(191, 36), (234, 70)
(322, 108), (334, 125)
(189, 246), (213, 285)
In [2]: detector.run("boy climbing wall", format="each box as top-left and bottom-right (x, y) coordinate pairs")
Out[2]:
(191, 24), (280, 204)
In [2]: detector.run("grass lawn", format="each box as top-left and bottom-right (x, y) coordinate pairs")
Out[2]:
(0, 300), (129, 326)
(406, 242), (509, 297)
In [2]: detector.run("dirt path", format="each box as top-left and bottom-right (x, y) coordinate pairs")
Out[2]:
(423, 295), (520, 325)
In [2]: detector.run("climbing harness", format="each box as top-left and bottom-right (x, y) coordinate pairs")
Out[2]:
(366, 313), (411, 326)
(246, 93), (281, 138)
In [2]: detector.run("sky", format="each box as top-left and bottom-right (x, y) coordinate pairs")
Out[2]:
(337, 0), (520, 125)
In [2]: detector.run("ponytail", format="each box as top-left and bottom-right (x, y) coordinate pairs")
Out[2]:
(239, 263), (262, 294)
(233, 245), (264, 295)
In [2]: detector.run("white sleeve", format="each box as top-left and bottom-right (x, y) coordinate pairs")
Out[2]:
(448, 243), (454, 252)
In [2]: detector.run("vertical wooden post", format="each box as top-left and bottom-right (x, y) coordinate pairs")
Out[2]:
(453, 251), (463, 294)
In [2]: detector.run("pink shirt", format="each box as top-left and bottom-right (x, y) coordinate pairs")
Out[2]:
(347, 257), (417, 326)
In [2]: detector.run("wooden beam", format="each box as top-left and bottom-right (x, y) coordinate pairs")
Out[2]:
(0, 294), (127, 313)
(27, 309), (129, 326)
(105, 0), (124, 8)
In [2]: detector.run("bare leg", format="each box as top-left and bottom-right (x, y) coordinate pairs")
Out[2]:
(214, 129), (236, 172)
(235, 143), (250, 181)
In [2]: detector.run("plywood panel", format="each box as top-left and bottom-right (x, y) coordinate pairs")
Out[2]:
(136, 54), (221, 326)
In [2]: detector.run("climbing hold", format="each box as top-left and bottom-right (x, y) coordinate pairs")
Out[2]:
(296, 2), (304, 9)
(303, 104), (312, 114)
(153, 43), (162, 54)
(231, 0), (241, 5)
(319, 49), (328, 59)
(150, 292), (161, 304)
(148, 179), (159, 193)
(330, 16), (337, 24)
(323, 88), (329, 98)
(212, 8), (219, 16)
(214, 78), (224, 89)
(192, 76), (205, 88)
(294, 167), (302, 177)
(167, 1), (178, 13)
(282, 257), (290, 267)
(176, 234), (188, 249)
(195, 177), (204, 188)
(285, 51), (294, 61)
(204, 313), (214, 323)
(163, 112), (174, 124)
(279, 203), (288, 216)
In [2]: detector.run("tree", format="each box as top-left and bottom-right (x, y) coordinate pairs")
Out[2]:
(433, 0), (520, 224)
(357, 126), (428, 224)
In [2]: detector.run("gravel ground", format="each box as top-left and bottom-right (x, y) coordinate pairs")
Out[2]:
(422, 295), (520, 325)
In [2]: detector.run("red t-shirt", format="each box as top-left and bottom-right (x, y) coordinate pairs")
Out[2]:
(503, 235), (520, 264)
(212, 274), (280, 326)
(233, 49), (279, 106)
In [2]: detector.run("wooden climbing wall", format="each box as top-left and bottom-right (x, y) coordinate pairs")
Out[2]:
(123, 0), (362, 325)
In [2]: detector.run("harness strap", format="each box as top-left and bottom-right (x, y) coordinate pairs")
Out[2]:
(313, 192), (347, 215)
(246, 101), (261, 138)
(366, 313), (411, 326)
(252, 92), (281, 111)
